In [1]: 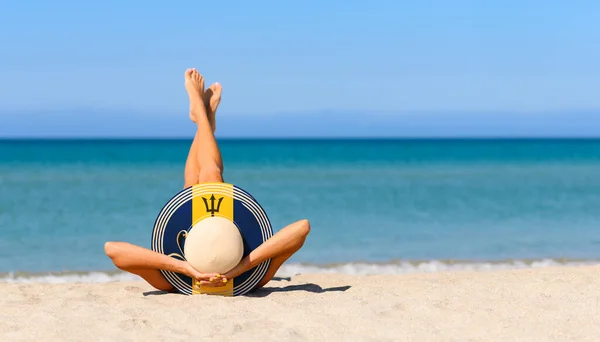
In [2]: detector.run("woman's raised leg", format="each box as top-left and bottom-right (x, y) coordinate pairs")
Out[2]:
(183, 81), (223, 188)
(184, 68), (225, 184)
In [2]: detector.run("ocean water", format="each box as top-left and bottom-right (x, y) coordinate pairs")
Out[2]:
(1, 138), (600, 283)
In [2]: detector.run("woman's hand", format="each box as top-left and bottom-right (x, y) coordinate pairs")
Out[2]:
(185, 262), (229, 287)
(197, 275), (228, 287)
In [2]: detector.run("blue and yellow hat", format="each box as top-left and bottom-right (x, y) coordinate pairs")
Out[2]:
(151, 182), (273, 296)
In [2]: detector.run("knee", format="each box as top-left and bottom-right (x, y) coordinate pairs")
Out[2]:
(104, 241), (123, 261)
(198, 165), (223, 183)
(297, 219), (311, 238)
(105, 241), (130, 269)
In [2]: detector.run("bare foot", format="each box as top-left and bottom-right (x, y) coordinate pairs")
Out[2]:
(190, 82), (222, 131)
(184, 68), (207, 119)
(203, 82), (222, 132)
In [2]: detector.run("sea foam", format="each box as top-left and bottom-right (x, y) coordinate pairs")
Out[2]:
(1, 259), (598, 283)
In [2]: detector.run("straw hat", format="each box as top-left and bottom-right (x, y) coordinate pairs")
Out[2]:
(183, 216), (244, 274)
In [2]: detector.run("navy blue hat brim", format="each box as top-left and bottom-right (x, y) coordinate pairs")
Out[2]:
(151, 182), (272, 296)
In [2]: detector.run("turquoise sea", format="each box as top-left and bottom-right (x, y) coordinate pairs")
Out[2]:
(1, 139), (600, 282)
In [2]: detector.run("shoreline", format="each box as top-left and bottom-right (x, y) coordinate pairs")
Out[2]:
(4, 265), (600, 341)
(2, 259), (600, 283)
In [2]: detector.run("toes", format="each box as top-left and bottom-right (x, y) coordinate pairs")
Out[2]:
(185, 68), (205, 92)
(198, 75), (205, 91)
(205, 83), (219, 94)
(211, 85), (222, 107)
(191, 69), (200, 80)
(205, 83), (222, 102)
(204, 83), (216, 101)
(213, 83), (222, 97)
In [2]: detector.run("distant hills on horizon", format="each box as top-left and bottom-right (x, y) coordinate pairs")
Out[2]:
(1, 108), (599, 138)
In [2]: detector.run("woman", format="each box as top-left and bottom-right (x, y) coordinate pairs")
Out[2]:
(104, 68), (310, 292)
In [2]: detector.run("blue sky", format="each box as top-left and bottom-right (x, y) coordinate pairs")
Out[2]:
(1, 1), (600, 137)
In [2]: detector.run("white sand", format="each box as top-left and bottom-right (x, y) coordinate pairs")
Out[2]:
(2, 265), (600, 341)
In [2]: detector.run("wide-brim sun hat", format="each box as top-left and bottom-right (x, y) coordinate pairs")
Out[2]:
(151, 182), (273, 296)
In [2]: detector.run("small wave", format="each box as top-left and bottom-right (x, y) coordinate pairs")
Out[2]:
(277, 258), (600, 276)
(1, 259), (599, 283)
(0, 270), (140, 284)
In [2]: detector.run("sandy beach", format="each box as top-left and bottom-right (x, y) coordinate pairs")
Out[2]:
(2, 265), (600, 341)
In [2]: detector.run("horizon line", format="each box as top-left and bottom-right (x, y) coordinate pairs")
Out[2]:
(3, 108), (600, 115)
(2, 136), (600, 141)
